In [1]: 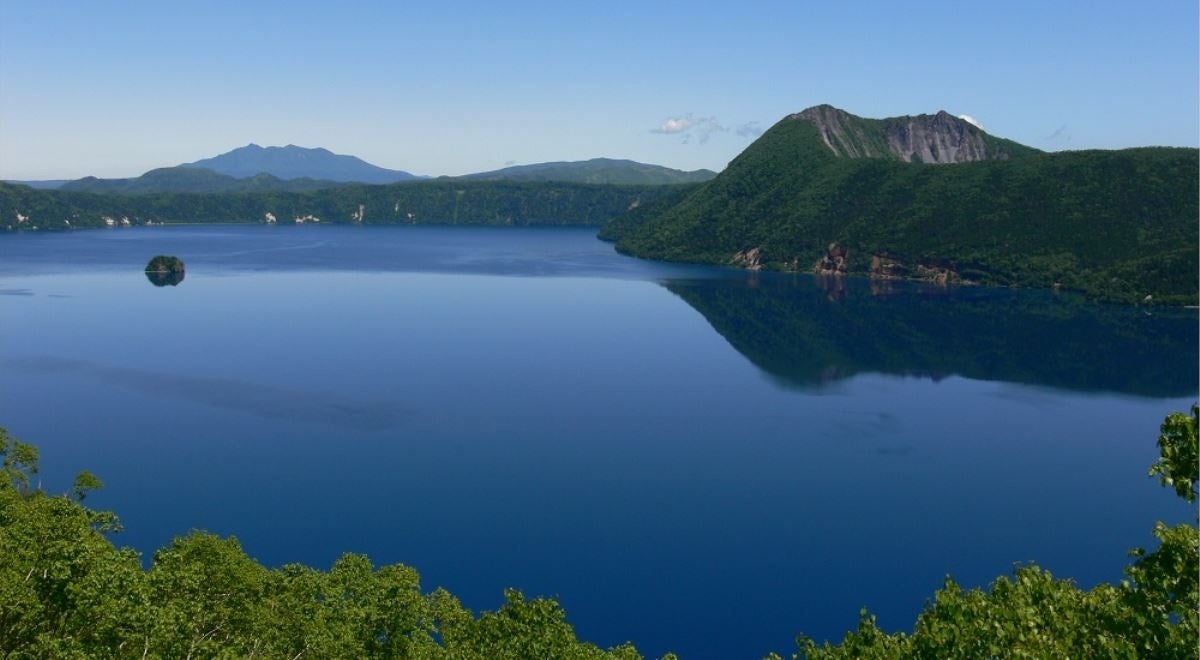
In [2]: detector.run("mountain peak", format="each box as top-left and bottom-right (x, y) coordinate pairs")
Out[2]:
(787, 105), (1037, 163)
(181, 144), (417, 183)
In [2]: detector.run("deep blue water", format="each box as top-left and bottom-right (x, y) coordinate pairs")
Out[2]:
(1, 225), (1195, 659)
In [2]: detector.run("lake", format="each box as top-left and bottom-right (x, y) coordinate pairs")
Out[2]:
(1, 225), (1195, 659)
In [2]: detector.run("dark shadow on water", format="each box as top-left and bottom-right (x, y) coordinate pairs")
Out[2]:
(4, 356), (411, 431)
(664, 274), (1199, 398)
(145, 269), (185, 287)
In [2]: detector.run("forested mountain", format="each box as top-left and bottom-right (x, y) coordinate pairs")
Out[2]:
(460, 158), (716, 185)
(603, 105), (1199, 304)
(59, 167), (347, 194)
(0, 179), (680, 229)
(0, 179), (67, 190)
(182, 144), (419, 183)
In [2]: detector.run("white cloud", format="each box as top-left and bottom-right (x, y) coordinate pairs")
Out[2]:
(652, 117), (695, 134)
(652, 113), (729, 144)
(957, 114), (985, 130)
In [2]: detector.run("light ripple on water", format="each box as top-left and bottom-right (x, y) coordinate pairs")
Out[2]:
(5, 356), (411, 432)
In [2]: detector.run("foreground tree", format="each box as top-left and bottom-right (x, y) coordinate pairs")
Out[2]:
(0, 427), (647, 659)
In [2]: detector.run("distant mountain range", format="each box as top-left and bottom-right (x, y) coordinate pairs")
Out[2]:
(3, 179), (71, 190)
(60, 168), (347, 194)
(181, 144), (419, 184)
(8, 147), (713, 194)
(460, 158), (715, 185)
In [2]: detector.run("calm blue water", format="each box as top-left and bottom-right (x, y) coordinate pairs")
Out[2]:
(1, 225), (1195, 659)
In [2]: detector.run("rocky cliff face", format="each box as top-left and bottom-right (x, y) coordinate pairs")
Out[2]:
(789, 105), (1025, 163)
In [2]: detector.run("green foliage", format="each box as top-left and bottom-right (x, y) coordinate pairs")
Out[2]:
(441, 589), (642, 659)
(0, 428), (38, 496)
(69, 472), (101, 502)
(1121, 522), (1200, 656)
(609, 115), (1199, 305)
(1150, 404), (1199, 502)
(0, 427), (650, 658)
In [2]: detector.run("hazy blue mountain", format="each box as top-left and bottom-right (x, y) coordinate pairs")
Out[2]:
(2, 179), (68, 189)
(461, 158), (716, 185)
(59, 167), (347, 194)
(182, 144), (419, 183)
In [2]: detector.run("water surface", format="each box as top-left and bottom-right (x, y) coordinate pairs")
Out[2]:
(1, 225), (1194, 659)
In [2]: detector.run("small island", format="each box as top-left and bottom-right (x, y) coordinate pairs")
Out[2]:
(144, 255), (185, 287)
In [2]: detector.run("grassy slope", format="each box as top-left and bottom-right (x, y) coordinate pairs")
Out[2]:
(610, 118), (1199, 304)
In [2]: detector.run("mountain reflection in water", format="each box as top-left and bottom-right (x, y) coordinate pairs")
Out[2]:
(664, 274), (1198, 397)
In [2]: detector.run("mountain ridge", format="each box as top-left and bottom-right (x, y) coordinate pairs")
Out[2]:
(604, 105), (1198, 304)
(459, 158), (716, 185)
(59, 167), (349, 194)
(181, 144), (420, 184)
(38, 150), (717, 193)
(790, 104), (1041, 162)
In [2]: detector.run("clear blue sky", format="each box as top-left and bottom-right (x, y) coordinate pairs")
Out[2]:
(1, 0), (1196, 179)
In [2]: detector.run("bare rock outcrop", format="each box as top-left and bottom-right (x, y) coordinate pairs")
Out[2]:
(813, 243), (848, 275)
(731, 247), (764, 271)
(790, 105), (1016, 164)
(870, 252), (971, 286)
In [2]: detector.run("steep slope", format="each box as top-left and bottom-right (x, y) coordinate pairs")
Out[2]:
(183, 144), (418, 183)
(60, 167), (347, 194)
(793, 104), (1040, 162)
(606, 106), (1198, 304)
(461, 158), (716, 185)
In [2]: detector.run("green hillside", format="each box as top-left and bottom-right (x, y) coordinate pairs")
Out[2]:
(1, 179), (672, 229)
(605, 110), (1199, 305)
(60, 167), (348, 194)
(460, 158), (716, 185)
